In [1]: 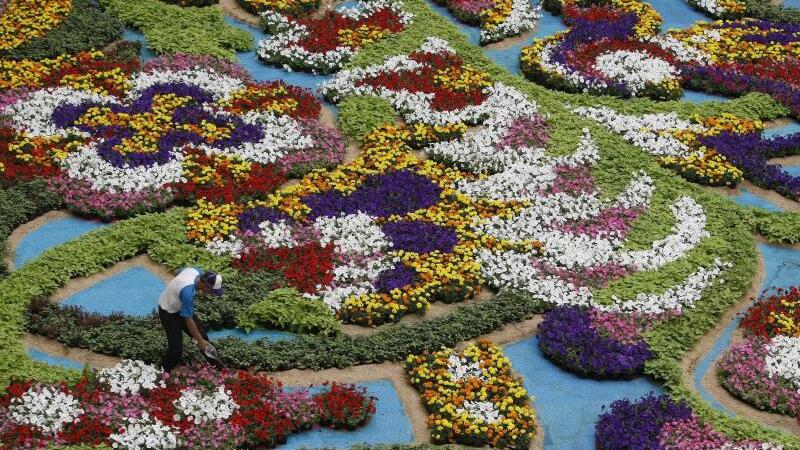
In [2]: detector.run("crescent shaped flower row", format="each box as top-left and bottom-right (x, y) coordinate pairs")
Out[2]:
(186, 39), (730, 333)
(0, 0), (72, 52)
(520, 0), (800, 111)
(0, 55), (345, 218)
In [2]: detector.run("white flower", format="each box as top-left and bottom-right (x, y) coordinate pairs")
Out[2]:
(764, 335), (800, 389)
(479, 0), (541, 44)
(456, 400), (502, 424)
(109, 414), (180, 450)
(447, 354), (486, 381)
(8, 386), (84, 434)
(593, 50), (679, 96)
(314, 213), (392, 255)
(99, 360), (165, 396)
(173, 386), (239, 424)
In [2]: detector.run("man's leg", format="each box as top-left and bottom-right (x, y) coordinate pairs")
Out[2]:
(159, 307), (183, 372)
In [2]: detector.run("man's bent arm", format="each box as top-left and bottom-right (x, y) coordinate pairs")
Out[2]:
(184, 317), (207, 350)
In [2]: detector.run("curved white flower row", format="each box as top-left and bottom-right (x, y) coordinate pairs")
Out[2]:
(424, 92), (543, 173)
(258, 0), (413, 74)
(646, 34), (713, 65)
(573, 105), (703, 157)
(764, 335), (800, 390)
(4, 87), (118, 137)
(479, 0), (541, 44)
(455, 128), (598, 200)
(479, 249), (730, 313)
(537, 41), (610, 94)
(127, 68), (245, 102)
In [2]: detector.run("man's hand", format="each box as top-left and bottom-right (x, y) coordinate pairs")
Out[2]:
(184, 316), (208, 353)
(198, 339), (210, 354)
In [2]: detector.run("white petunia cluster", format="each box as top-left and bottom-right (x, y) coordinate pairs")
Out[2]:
(314, 213), (392, 255)
(127, 69), (245, 102)
(99, 360), (165, 396)
(173, 386), (239, 424)
(573, 105), (703, 158)
(536, 42), (610, 94)
(258, 0), (413, 74)
(479, 0), (541, 44)
(456, 400), (502, 424)
(764, 335), (800, 390)
(8, 386), (85, 434)
(447, 354), (487, 381)
(592, 50), (679, 96)
(109, 414), (180, 450)
(204, 236), (245, 258)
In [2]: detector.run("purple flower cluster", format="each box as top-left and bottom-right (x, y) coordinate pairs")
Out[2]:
(537, 305), (654, 379)
(595, 394), (693, 450)
(381, 221), (458, 253)
(302, 170), (443, 219)
(700, 131), (800, 199)
(237, 206), (293, 234)
(374, 263), (418, 293)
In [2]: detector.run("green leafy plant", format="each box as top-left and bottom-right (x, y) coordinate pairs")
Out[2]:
(338, 96), (398, 143)
(237, 287), (341, 335)
(98, 0), (252, 59)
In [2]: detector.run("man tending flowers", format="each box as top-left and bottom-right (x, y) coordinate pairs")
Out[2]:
(158, 268), (224, 372)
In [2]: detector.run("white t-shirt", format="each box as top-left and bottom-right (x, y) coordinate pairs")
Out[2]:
(158, 268), (200, 316)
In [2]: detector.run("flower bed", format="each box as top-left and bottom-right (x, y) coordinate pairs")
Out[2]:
(537, 305), (668, 379)
(0, 360), (376, 449)
(595, 393), (782, 449)
(258, 0), (413, 74)
(0, 0), (72, 53)
(717, 287), (800, 418)
(522, 0), (800, 108)
(433, 0), (541, 44)
(0, 54), (344, 219)
(405, 340), (536, 449)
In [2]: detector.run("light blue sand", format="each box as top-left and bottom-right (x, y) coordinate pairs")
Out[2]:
(731, 188), (784, 212)
(692, 243), (800, 414)
(647, 0), (709, 31)
(765, 120), (800, 138)
(224, 17), (334, 93)
(681, 89), (731, 103)
(27, 347), (84, 371)
(782, 0), (800, 9)
(208, 328), (298, 342)
(122, 29), (157, 62)
(14, 217), (107, 269)
(61, 267), (165, 316)
(505, 338), (664, 450)
(282, 380), (414, 449)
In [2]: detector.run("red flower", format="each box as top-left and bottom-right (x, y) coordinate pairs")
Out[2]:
(233, 242), (335, 293)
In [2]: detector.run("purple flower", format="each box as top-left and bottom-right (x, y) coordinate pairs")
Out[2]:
(381, 221), (458, 253)
(537, 306), (653, 379)
(374, 263), (418, 292)
(595, 393), (693, 450)
(303, 170), (442, 219)
(237, 206), (294, 234)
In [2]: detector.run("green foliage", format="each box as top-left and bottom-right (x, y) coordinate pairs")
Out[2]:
(338, 96), (398, 143)
(161, 0), (218, 6)
(194, 269), (285, 328)
(741, 0), (800, 23)
(0, 0), (122, 60)
(0, 180), (63, 277)
(741, 208), (800, 244)
(237, 287), (341, 335)
(98, 0), (252, 59)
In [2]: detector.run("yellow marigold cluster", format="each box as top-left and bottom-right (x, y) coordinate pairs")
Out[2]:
(183, 153), (253, 186)
(434, 64), (493, 93)
(669, 19), (800, 64)
(480, 0), (513, 30)
(658, 151), (742, 187)
(0, 0), (72, 52)
(770, 301), (800, 336)
(186, 199), (247, 243)
(337, 25), (390, 48)
(405, 340), (537, 450)
(218, 84), (301, 116)
(238, 0), (318, 14)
